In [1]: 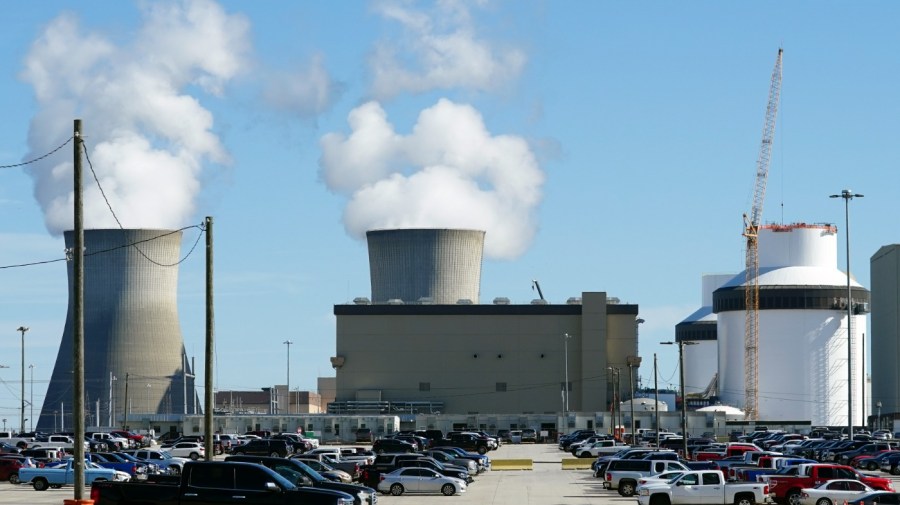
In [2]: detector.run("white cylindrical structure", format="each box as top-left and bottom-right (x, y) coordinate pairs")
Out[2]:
(713, 224), (869, 425)
(677, 274), (733, 397)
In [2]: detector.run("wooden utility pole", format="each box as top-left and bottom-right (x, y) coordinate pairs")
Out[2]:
(73, 118), (86, 500)
(204, 216), (214, 459)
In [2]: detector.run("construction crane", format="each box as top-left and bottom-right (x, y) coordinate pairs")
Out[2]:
(743, 48), (783, 420)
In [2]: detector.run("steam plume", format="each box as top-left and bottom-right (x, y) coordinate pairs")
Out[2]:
(19, 0), (250, 234)
(319, 99), (544, 260)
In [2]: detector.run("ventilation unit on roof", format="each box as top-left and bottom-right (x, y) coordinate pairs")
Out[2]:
(386, 298), (405, 305)
(456, 298), (473, 305)
(353, 297), (371, 305)
(531, 299), (549, 305)
(493, 297), (510, 305)
(566, 297), (582, 305)
(417, 297), (434, 305)
(607, 297), (620, 304)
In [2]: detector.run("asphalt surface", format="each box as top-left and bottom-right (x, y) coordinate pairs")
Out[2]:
(5, 443), (900, 505)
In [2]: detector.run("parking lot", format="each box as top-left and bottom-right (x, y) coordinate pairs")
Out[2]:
(6, 442), (900, 505)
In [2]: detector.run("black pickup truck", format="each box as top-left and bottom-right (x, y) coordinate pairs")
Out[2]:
(89, 461), (355, 505)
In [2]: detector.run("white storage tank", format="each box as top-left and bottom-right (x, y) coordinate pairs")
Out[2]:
(713, 224), (869, 425)
(677, 274), (734, 397)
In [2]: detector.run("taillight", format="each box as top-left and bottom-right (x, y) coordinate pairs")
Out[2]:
(90, 486), (101, 501)
(605, 473), (611, 481)
(764, 485), (769, 495)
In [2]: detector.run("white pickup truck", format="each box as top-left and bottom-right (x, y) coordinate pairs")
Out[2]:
(637, 470), (771, 505)
(31, 434), (89, 452)
(0, 430), (34, 449)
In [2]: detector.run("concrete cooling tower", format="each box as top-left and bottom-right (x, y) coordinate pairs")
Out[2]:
(712, 223), (869, 425)
(366, 229), (485, 304)
(37, 229), (197, 431)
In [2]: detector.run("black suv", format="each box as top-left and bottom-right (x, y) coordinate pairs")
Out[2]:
(372, 438), (416, 454)
(230, 439), (291, 458)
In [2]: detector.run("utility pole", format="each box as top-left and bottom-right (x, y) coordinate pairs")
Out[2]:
(204, 216), (214, 459)
(17, 326), (28, 434)
(654, 353), (660, 448)
(123, 373), (129, 430)
(109, 372), (116, 427)
(626, 356), (642, 444)
(73, 118), (86, 500)
(284, 340), (293, 415)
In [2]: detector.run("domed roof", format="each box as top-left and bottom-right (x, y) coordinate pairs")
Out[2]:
(696, 404), (745, 416)
(720, 266), (864, 289)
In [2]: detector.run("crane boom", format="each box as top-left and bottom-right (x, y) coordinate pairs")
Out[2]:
(744, 48), (783, 420)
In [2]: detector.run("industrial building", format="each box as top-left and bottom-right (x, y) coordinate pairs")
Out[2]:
(871, 245), (900, 420)
(688, 223), (871, 425)
(676, 274), (733, 400)
(37, 229), (198, 431)
(331, 228), (642, 428)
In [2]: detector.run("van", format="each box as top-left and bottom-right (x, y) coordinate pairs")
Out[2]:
(355, 428), (373, 443)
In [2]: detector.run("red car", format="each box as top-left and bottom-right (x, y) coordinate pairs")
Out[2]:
(0, 457), (24, 484)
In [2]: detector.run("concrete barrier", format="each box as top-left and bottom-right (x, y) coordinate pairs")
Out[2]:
(561, 458), (593, 470)
(491, 459), (533, 470)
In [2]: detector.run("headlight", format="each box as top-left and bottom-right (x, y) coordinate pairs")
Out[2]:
(639, 489), (650, 496)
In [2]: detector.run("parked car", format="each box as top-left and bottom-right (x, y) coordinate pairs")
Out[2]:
(292, 456), (353, 483)
(847, 492), (900, 505)
(521, 428), (538, 443)
(376, 467), (467, 496)
(372, 438), (416, 454)
(161, 442), (205, 460)
(121, 449), (188, 475)
(355, 428), (374, 443)
(0, 457), (24, 484)
(229, 438), (291, 458)
(800, 479), (876, 505)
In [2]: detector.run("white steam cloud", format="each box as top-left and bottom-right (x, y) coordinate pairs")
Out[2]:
(368, 0), (526, 99)
(20, 0), (250, 234)
(319, 99), (544, 260)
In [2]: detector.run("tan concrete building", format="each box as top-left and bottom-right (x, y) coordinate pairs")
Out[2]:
(331, 291), (640, 417)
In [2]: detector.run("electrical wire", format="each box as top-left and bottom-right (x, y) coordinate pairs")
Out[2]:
(0, 137), (73, 169)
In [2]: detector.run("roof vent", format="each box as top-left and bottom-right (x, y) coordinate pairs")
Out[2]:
(456, 298), (473, 305)
(607, 297), (620, 305)
(566, 297), (582, 305)
(531, 298), (549, 305)
(493, 297), (510, 305)
(386, 298), (405, 305)
(417, 297), (434, 305)
(353, 297), (371, 305)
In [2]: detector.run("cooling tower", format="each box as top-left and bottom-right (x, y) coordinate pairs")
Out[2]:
(366, 229), (485, 304)
(37, 229), (197, 431)
(676, 274), (733, 398)
(713, 224), (869, 425)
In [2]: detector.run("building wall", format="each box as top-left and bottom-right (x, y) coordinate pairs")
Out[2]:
(333, 292), (638, 415)
(872, 245), (900, 415)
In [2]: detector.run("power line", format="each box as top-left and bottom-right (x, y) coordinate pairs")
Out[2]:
(0, 137), (74, 169)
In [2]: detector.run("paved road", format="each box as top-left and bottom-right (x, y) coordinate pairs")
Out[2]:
(4, 444), (900, 505)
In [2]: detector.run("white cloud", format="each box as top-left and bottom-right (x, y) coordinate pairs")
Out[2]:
(19, 0), (250, 234)
(263, 53), (345, 117)
(369, 0), (526, 99)
(319, 98), (544, 260)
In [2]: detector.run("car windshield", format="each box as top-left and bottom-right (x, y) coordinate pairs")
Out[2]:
(291, 460), (326, 483)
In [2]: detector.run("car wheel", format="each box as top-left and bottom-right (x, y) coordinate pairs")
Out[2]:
(441, 483), (455, 496)
(390, 484), (404, 496)
(868, 462), (878, 470)
(190, 452), (200, 460)
(619, 481), (636, 497)
(578, 452), (590, 459)
(169, 466), (181, 476)
(892, 465), (900, 476)
(734, 495), (755, 505)
(815, 498), (832, 505)
(376, 448), (385, 455)
(649, 494), (670, 505)
(477, 446), (487, 455)
(786, 490), (802, 505)
(270, 452), (280, 458)
(33, 478), (49, 491)
(9, 473), (20, 485)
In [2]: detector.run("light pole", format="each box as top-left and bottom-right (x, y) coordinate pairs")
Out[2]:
(608, 366), (620, 439)
(626, 356), (642, 445)
(877, 401), (882, 430)
(28, 364), (34, 432)
(17, 326), (28, 434)
(662, 339), (697, 458)
(284, 340), (293, 415)
(563, 333), (572, 429)
(831, 189), (863, 439)
(146, 384), (152, 414)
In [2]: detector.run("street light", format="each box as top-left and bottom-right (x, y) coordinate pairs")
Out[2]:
(146, 384), (152, 414)
(17, 326), (28, 434)
(28, 364), (34, 432)
(608, 366), (620, 439)
(284, 340), (293, 415)
(831, 189), (863, 439)
(662, 339), (697, 458)
(877, 401), (882, 430)
(626, 355), (643, 445)
(563, 333), (572, 428)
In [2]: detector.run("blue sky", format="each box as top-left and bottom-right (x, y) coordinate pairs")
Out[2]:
(1, 1), (898, 429)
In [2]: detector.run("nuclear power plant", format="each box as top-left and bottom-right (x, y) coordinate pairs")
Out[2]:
(37, 229), (198, 431)
(678, 223), (870, 426)
(333, 227), (641, 423)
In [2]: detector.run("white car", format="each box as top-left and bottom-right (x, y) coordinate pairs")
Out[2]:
(377, 467), (467, 496)
(799, 479), (875, 505)
(637, 471), (686, 491)
(162, 442), (205, 460)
